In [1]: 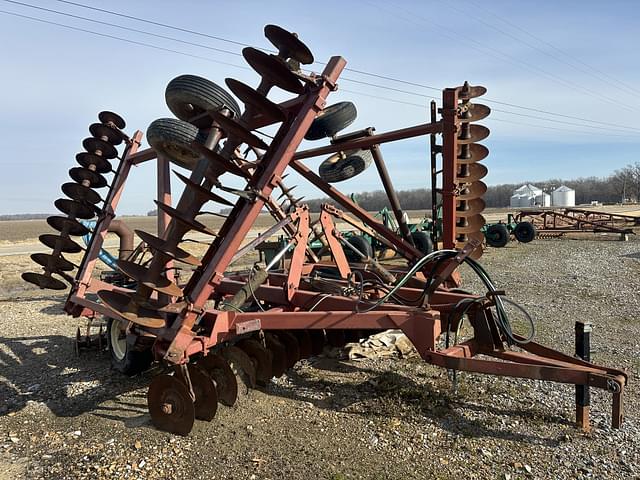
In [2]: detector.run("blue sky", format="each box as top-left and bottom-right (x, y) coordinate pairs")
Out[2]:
(0, 0), (638, 215)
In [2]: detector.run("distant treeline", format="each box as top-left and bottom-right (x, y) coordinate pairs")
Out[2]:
(0, 213), (49, 221)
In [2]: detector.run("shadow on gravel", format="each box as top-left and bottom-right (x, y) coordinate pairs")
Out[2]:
(270, 359), (565, 447)
(621, 251), (640, 259)
(0, 334), (149, 419)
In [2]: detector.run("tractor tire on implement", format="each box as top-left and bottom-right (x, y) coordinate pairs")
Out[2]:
(146, 118), (207, 171)
(304, 101), (357, 140)
(411, 231), (434, 255)
(107, 317), (153, 376)
(165, 74), (241, 123)
(318, 149), (373, 183)
(485, 223), (510, 248)
(345, 235), (373, 262)
(514, 221), (536, 243)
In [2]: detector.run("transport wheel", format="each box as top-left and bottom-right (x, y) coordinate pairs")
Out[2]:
(411, 231), (434, 255)
(344, 235), (373, 262)
(513, 221), (536, 243)
(165, 74), (241, 122)
(199, 352), (238, 407)
(237, 339), (273, 386)
(187, 364), (218, 421)
(485, 224), (510, 248)
(318, 149), (373, 183)
(147, 374), (195, 436)
(305, 101), (357, 140)
(107, 317), (153, 376)
(146, 118), (206, 170)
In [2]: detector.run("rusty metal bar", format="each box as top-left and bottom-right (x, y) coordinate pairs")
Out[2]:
(293, 121), (443, 160)
(370, 145), (414, 246)
(429, 100), (439, 247)
(441, 88), (458, 250)
(575, 320), (592, 431)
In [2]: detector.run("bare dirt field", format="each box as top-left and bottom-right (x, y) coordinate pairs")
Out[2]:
(0, 209), (639, 479)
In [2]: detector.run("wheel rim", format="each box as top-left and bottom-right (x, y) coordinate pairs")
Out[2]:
(110, 318), (127, 361)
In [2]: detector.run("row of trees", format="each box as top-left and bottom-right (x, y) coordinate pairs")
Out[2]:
(302, 162), (640, 212)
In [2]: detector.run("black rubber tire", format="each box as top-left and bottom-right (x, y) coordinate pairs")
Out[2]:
(344, 235), (372, 262)
(411, 231), (434, 255)
(146, 118), (207, 170)
(485, 224), (510, 248)
(513, 221), (536, 243)
(305, 101), (357, 140)
(318, 149), (373, 183)
(107, 318), (153, 376)
(165, 74), (241, 122)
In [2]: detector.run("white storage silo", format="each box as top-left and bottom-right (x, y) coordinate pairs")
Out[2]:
(535, 192), (551, 207)
(552, 185), (575, 207)
(510, 194), (523, 208)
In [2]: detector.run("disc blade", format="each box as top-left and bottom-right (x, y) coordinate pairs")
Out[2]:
(457, 143), (489, 164)
(47, 216), (90, 236)
(97, 290), (165, 328)
(225, 78), (286, 123)
(82, 137), (118, 159)
(173, 170), (235, 206)
(456, 163), (488, 184)
(264, 333), (287, 378)
(39, 233), (83, 253)
(21, 272), (67, 290)
(89, 123), (123, 145)
(264, 24), (314, 64)
(455, 198), (486, 217)
(208, 110), (270, 150)
(459, 103), (490, 122)
(220, 345), (257, 390)
(457, 124), (490, 144)
(456, 181), (487, 201)
(68, 167), (108, 188)
(134, 229), (201, 266)
(199, 353), (238, 407)
(457, 84), (487, 99)
(98, 110), (126, 129)
(273, 331), (301, 368)
(31, 253), (75, 272)
(242, 47), (305, 94)
(187, 364), (218, 421)
(154, 201), (217, 236)
(147, 374), (195, 436)
(116, 260), (183, 297)
(237, 338), (273, 385)
(76, 152), (112, 173)
(62, 183), (102, 204)
(54, 198), (97, 219)
(190, 142), (250, 178)
(456, 214), (486, 233)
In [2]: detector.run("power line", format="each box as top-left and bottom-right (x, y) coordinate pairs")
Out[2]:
(363, 0), (636, 114)
(460, 0), (637, 94)
(435, 0), (636, 98)
(33, 0), (640, 129)
(0, 9), (251, 70)
(2, 2), (639, 137)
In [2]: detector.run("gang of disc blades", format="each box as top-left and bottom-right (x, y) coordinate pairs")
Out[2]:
(457, 124), (490, 144)
(456, 214), (486, 233)
(237, 338), (273, 385)
(458, 103), (491, 123)
(457, 143), (489, 164)
(31, 252), (75, 272)
(457, 84), (487, 99)
(173, 170), (235, 206)
(187, 364), (218, 421)
(456, 163), (488, 184)
(39, 233), (83, 253)
(198, 353), (238, 407)
(116, 259), (184, 298)
(455, 198), (486, 217)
